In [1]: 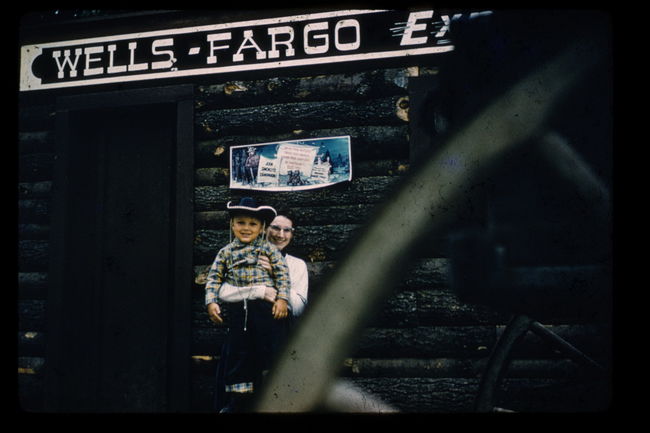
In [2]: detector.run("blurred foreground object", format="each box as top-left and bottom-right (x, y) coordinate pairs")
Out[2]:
(256, 12), (610, 412)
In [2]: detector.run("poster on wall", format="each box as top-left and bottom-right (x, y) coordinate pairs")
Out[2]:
(230, 136), (352, 191)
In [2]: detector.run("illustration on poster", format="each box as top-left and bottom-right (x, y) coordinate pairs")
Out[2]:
(230, 136), (351, 192)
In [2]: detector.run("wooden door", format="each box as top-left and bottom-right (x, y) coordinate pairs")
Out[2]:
(46, 86), (193, 412)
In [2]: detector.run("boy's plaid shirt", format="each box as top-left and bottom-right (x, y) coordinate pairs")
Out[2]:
(204, 236), (290, 305)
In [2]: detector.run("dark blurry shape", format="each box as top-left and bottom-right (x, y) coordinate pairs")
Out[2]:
(445, 11), (612, 412)
(255, 11), (609, 412)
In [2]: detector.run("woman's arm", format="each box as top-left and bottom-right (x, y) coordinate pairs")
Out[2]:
(217, 282), (276, 303)
(259, 254), (309, 316)
(287, 256), (309, 316)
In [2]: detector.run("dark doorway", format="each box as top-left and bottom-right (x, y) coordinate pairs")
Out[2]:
(46, 86), (193, 412)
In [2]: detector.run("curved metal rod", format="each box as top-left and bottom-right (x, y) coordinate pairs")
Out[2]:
(474, 315), (533, 412)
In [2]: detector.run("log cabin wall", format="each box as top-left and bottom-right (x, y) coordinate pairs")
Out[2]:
(19, 102), (55, 410)
(190, 68), (416, 409)
(187, 68), (611, 412)
(18, 10), (612, 412)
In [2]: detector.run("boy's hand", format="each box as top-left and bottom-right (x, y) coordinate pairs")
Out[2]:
(264, 286), (278, 303)
(272, 298), (288, 319)
(257, 254), (272, 273)
(207, 302), (223, 324)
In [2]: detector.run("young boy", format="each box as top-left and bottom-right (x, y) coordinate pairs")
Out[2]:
(205, 197), (291, 412)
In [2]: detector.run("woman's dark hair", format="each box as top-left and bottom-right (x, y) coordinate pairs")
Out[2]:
(275, 210), (296, 228)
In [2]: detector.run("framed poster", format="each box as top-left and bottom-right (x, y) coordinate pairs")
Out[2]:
(230, 136), (352, 191)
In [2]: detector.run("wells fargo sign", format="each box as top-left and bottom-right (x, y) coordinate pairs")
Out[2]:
(20, 9), (456, 91)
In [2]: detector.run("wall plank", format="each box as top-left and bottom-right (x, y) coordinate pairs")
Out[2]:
(195, 69), (410, 109)
(196, 96), (408, 137)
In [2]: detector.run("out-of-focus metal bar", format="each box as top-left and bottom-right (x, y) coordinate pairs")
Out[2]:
(528, 321), (605, 374)
(534, 131), (611, 224)
(475, 315), (533, 412)
(255, 35), (604, 412)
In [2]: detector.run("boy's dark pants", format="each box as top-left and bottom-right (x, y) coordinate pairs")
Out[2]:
(215, 299), (288, 411)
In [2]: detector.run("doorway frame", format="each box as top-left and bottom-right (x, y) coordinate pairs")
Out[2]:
(45, 84), (194, 412)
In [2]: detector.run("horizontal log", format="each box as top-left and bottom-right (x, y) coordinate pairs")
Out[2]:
(375, 290), (501, 327)
(352, 326), (496, 358)
(402, 258), (449, 289)
(342, 358), (481, 379)
(353, 323), (608, 360)
(195, 125), (409, 168)
(193, 211), (228, 230)
(145, 259), (447, 302)
(355, 159), (410, 179)
(355, 159), (410, 178)
(17, 300), (46, 331)
(340, 358), (585, 380)
(190, 355), (220, 377)
(190, 355), (587, 381)
(194, 176), (401, 211)
(195, 68), (410, 109)
(19, 153), (54, 182)
(196, 96), (408, 137)
(348, 377), (609, 412)
(18, 240), (49, 271)
(19, 131), (54, 154)
(18, 356), (45, 375)
(18, 181), (52, 199)
(504, 358), (596, 380)
(496, 377), (611, 412)
(18, 272), (48, 299)
(18, 224), (50, 240)
(18, 272), (48, 290)
(194, 159), (409, 186)
(349, 377), (479, 412)
(18, 331), (46, 356)
(194, 167), (229, 186)
(191, 327), (227, 356)
(19, 199), (50, 224)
